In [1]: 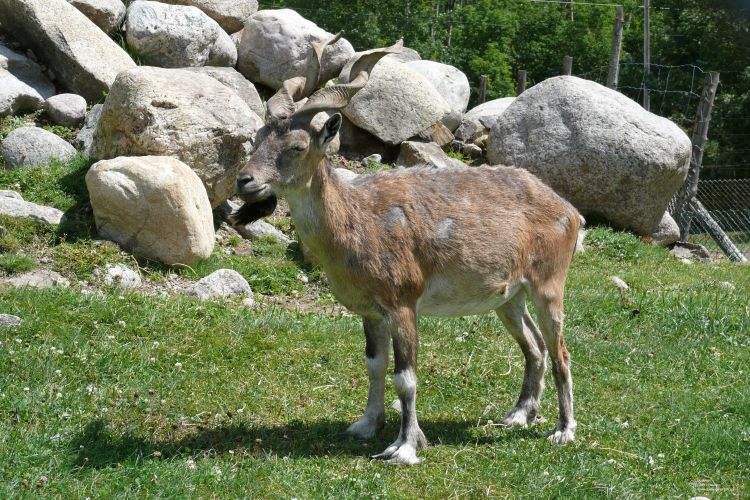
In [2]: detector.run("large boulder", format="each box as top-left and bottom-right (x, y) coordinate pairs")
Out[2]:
(238, 9), (355, 90)
(386, 47), (421, 63)
(44, 93), (87, 127)
(342, 58), (451, 146)
(1, 127), (77, 168)
(0, 0), (136, 102)
(455, 97), (515, 146)
(183, 66), (265, 120)
(90, 66), (263, 207)
(85, 156), (215, 266)
(125, 1), (237, 68)
(68, 0), (126, 34)
(0, 44), (55, 116)
(487, 76), (691, 235)
(405, 60), (470, 131)
(156, 0), (258, 34)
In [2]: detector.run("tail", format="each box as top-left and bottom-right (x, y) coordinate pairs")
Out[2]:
(573, 214), (586, 258)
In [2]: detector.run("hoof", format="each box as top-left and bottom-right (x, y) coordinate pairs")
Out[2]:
(501, 408), (541, 428)
(342, 417), (383, 440)
(548, 426), (576, 444)
(372, 443), (420, 465)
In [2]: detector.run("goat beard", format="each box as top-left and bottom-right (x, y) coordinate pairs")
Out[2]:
(230, 194), (278, 226)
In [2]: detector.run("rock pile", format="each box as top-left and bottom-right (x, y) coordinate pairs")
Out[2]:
(0, 1), (697, 274)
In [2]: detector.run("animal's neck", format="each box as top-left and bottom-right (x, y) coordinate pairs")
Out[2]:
(286, 159), (355, 263)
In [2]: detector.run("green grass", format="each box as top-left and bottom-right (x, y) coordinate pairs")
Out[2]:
(0, 253), (37, 276)
(0, 227), (748, 497)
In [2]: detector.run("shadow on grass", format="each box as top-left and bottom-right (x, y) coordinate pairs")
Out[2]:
(56, 158), (97, 243)
(68, 417), (544, 469)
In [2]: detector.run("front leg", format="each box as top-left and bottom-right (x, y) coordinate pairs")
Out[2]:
(372, 307), (427, 465)
(343, 317), (389, 439)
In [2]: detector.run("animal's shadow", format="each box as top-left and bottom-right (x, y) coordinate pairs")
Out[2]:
(68, 418), (544, 469)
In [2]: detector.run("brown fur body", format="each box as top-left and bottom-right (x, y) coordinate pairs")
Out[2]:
(293, 161), (579, 321)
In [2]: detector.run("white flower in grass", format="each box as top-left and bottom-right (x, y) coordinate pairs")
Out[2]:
(186, 459), (196, 470)
(174, 362), (183, 370)
(86, 385), (96, 395)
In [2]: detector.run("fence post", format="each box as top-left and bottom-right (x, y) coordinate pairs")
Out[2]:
(478, 75), (487, 104)
(562, 56), (573, 76)
(674, 72), (720, 232)
(689, 199), (748, 262)
(607, 6), (624, 89)
(517, 70), (527, 95)
(643, 0), (651, 110)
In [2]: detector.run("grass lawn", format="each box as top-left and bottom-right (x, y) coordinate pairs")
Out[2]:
(1, 225), (748, 497)
(1, 149), (749, 497)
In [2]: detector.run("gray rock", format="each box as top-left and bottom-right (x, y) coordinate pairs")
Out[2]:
(0, 313), (22, 327)
(126, 1), (237, 68)
(74, 103), (102, 158)
(670, 242), (711, 263)
(412, 121), (454, 147)
(44, 93), (87, 127)
(343, 58), (451, 146)
(183, 66), (264, 120)
(362, 154), (382, 164)
(1, 127), (77, 168)
(102, 263), (142, 288)
(238, 9), (355, 90)
(651, 212), (679, 247)
(86, 156), (216, 266)
(188, 268), (252, 300)
(397, 141), (465, 169)
(487, 76), (691, 235)
(155, 0), (258, 33)
(0, 195), (64, 224)
(456, 97), (515, 145)
(90, 66), (263, 207)
(449, 140), (483, 159)
(1, 269), (70, 288)
(385, 46), (421, 63)
(405, 60), (470, 131)
(338, 115), (396, 160)
(0, 0), (136, 102)
(0, 43), (55, 117)
(239, 220), (291, 245)
(68, 0), (126, 34)
(0, 190), (23, 200)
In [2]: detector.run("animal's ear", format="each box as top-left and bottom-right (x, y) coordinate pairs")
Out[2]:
(319, 113), (342, 148)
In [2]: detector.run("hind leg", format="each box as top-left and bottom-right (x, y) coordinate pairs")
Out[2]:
(530, 286), (576, 444)
(496, 291), (548, 427)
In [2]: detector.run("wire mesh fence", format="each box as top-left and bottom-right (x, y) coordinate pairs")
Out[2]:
(689, 179), (750, 259)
